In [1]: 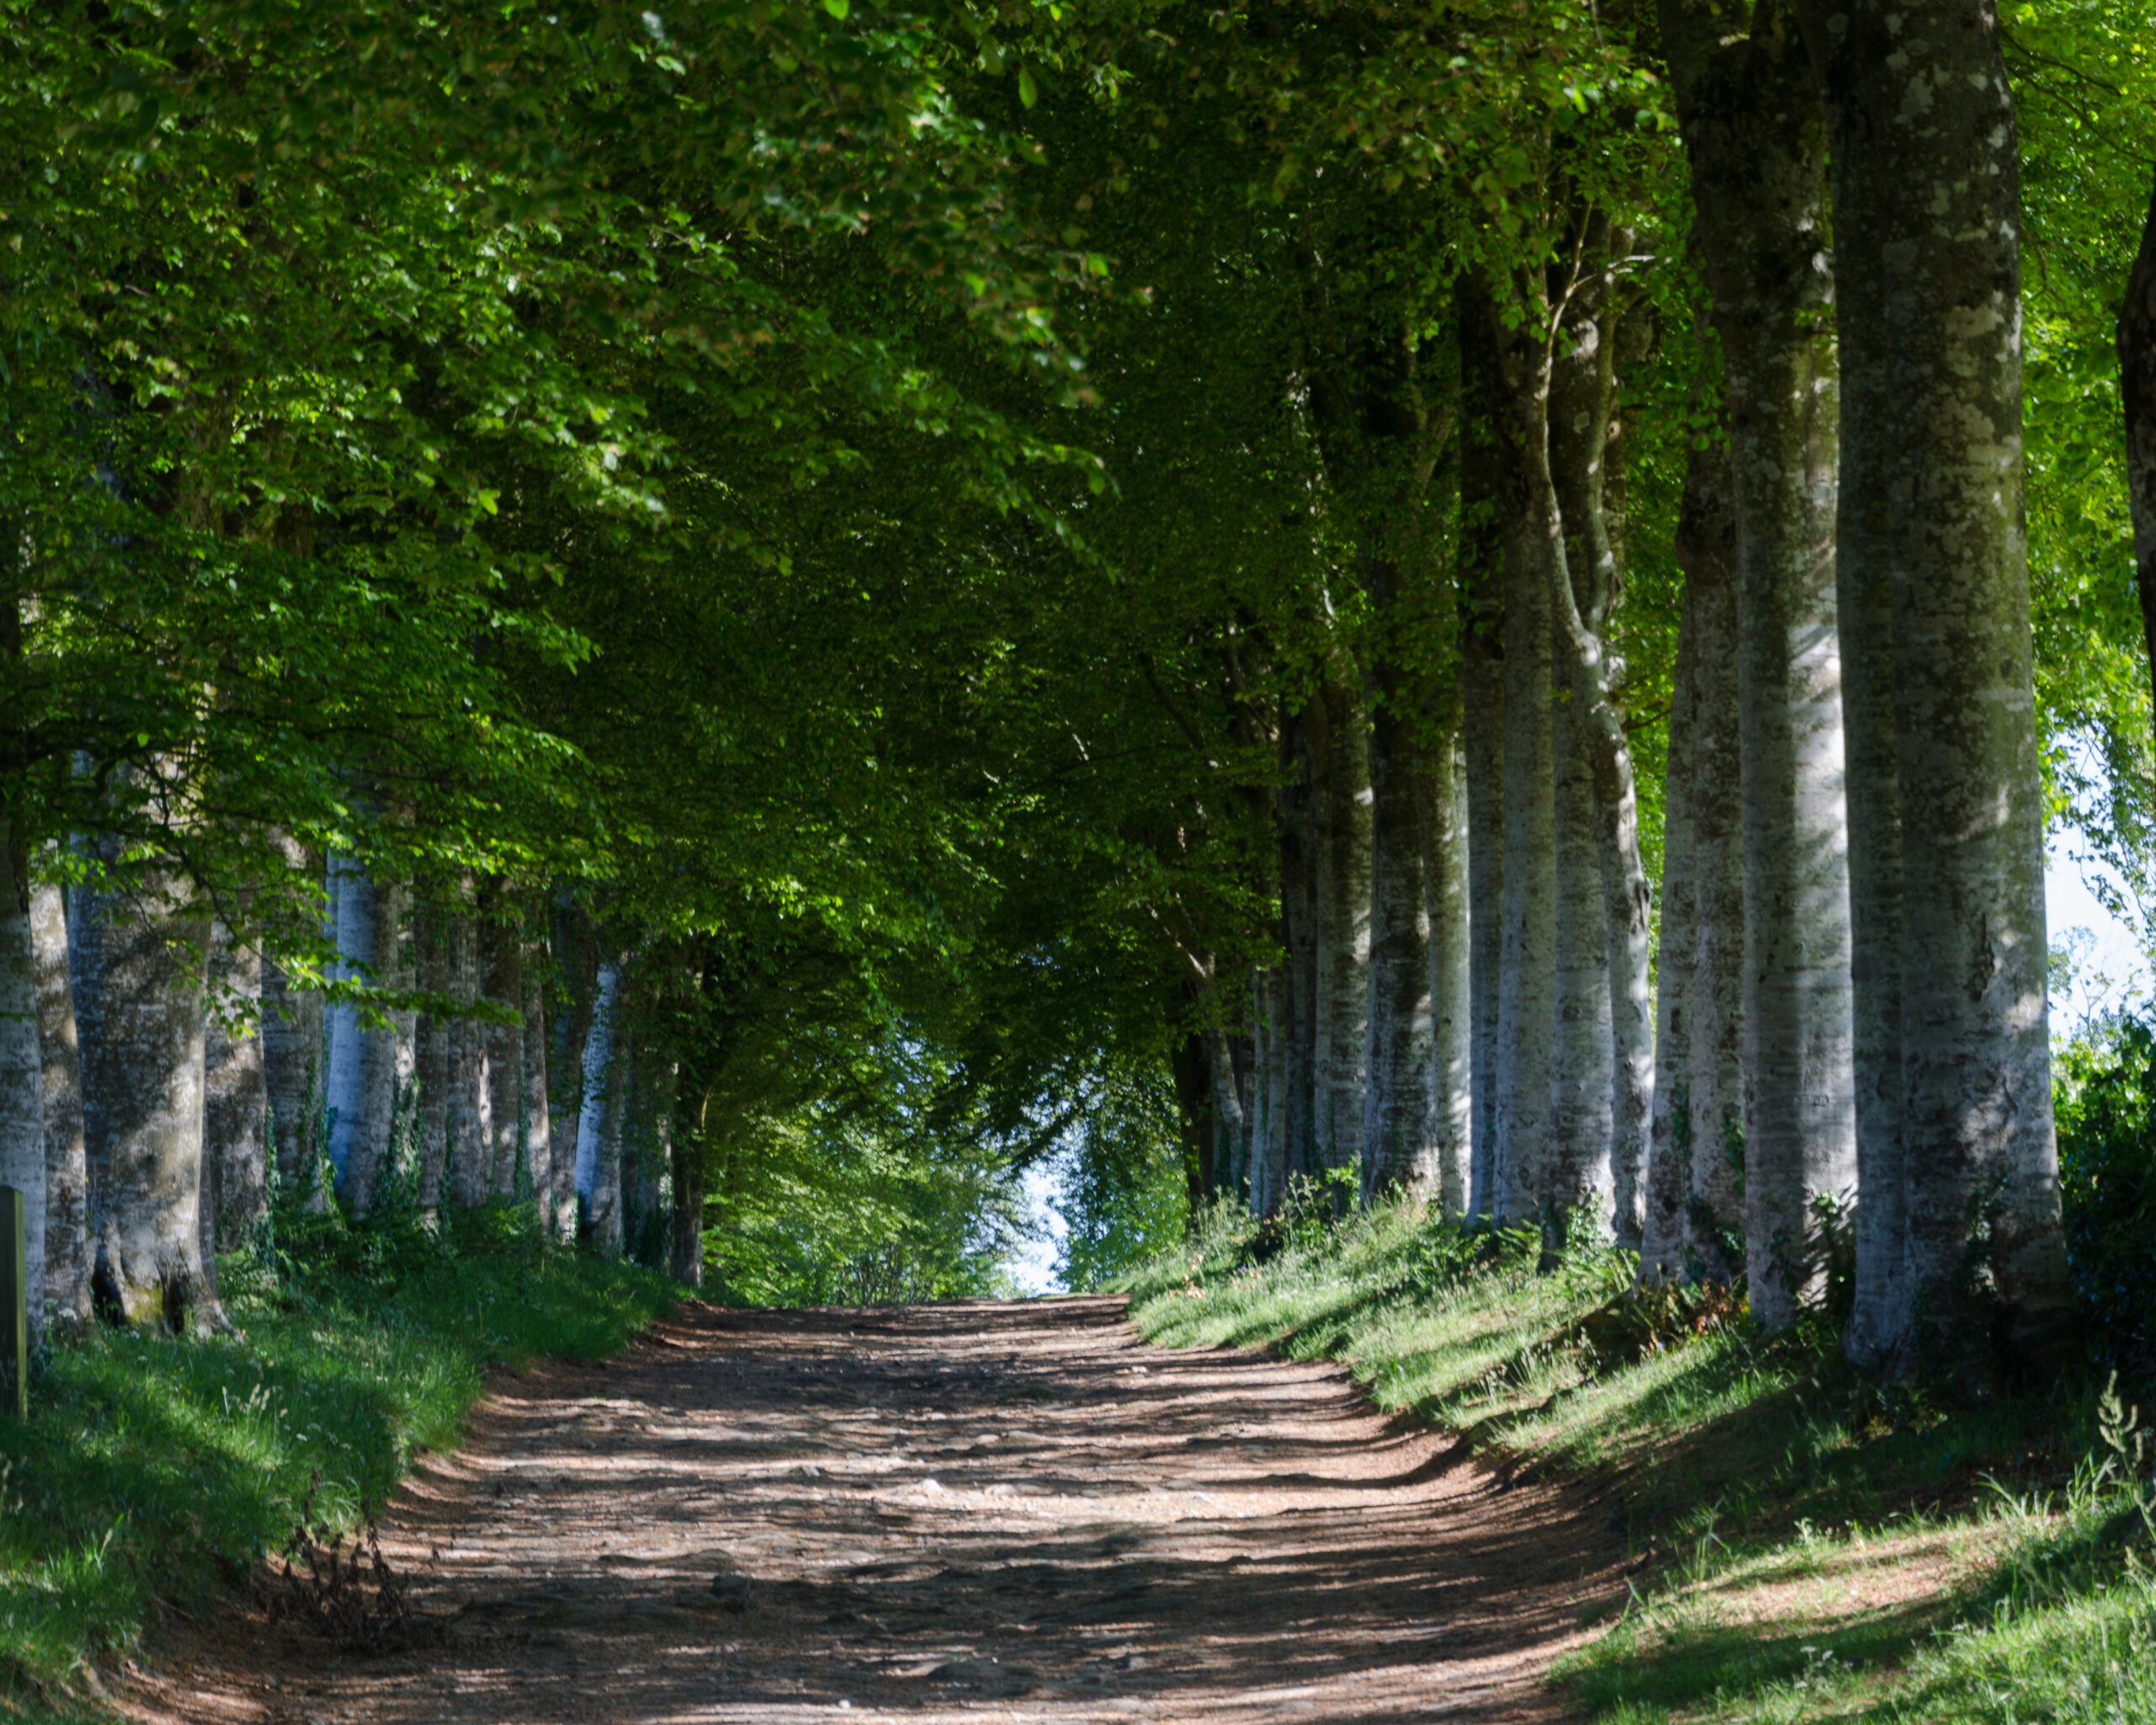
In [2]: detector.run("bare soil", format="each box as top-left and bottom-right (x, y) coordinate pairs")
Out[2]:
(125, 1296), (1627, 1724)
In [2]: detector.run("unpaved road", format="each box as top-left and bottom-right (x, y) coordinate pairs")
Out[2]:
(131, 1297), (1625, 1725)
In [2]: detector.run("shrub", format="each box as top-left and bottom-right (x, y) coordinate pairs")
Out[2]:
(2052, 1015), (2156, 1391)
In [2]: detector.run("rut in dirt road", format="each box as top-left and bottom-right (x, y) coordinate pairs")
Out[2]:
(134, 1296), (1625, 1725)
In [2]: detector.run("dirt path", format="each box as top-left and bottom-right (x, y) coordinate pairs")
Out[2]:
(130, 1297), (1626, 1725)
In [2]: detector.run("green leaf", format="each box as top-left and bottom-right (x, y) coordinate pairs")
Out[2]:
(1017, 66), (1038, 108)
(824, 0), (849, 17)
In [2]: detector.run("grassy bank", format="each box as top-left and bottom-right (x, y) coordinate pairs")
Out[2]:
(0, 1205), (680, 1721)
(1121, 1199), (2156, 1723)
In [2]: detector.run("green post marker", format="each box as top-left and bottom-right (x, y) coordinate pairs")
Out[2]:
(0, 1186), (24, 1418)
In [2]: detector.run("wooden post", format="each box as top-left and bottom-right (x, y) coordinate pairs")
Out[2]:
(0, 1186), (24, 1418)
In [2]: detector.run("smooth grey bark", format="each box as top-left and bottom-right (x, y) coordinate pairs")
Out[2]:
(1308, 673), (1373, 1192)
(1798, 0), (2072, 1375)
(204, 923), (267, 1252)
(1639, 456), (1717, 1284)
(1204, 1020), (1250, 1203)
(30, 883), (89, 1331)
(1685, 439), (1749, 1284)
(574, 951), (627, 1256)
(1277, 709), (1321, 1197)
(1549, 234), (1650, 1249)
(481, 902), (524, 1200)
(1420, 723), (1474, 1215)
(446, 899), (489, 1209)
(2123, 171), (2156, 745)
(1486, 286), (1561, 1228)
(1550, 668), (1615, 1249)
(0, 837), (46, 1340)
(522, 947), (555, 1235)
(325, 858), (404, 1215)
(71, 862), (221, 1331)
(1664, 0), (1857, 1332)
(550, 898), (598, 1234)
(1364, 675), (1438, 1201)
(1302, 302), (1450, 1210)
(1458, 296), (1508, 1220)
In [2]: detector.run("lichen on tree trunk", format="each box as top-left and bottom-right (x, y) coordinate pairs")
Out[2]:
(1799, 0), (2073, 1377)
(1662, 0), (1857, 1331)
(71, 852), (222, 1332)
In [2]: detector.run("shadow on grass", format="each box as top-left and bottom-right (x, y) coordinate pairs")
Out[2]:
(1123, 1199), (2143, 1724)
(0, 1203), (679, 1717)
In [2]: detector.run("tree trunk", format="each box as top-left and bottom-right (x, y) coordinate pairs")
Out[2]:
(1685, 443), (1748, 1284)
(1550, 662), (1614, 1252)
(574, 951), (628, 1256)
(204, 922), (268, 1251)
(413, 900), (452, 1212)
(1459, 295), (1508, 1221)
(1664, 0), (1858, 1334)
(1800, 0), (2072, 1377)
(1486, 286), (1561, 1229)
(447, 897), (489, 1209)
(1169, 1026), (1210, 1221)
(1593, 699), (1656, 1252)
(0, 834), (46, 1340)
(551, 898), (598, 1235)
(1419, 722), (1474, 1215)
(1364, 675), (1437, 1201)
(71, 862), (221, 1332)
(1203, 1023), (1248, 1204)
(1254, 966), (1289, 1215)
(522, 944), (555, 1235)
(625, 1033), (674, 1265)
(31, 883), (90, 1331)
(2121, 168), (2156, 743)
(1277, 710), (1321, 1196)
(325, 859), (404, 1215)
(1308, 673), (1373, 1198)
(482, 900), (525, 1200)
(670, 1121), (704, 1284)
(1639, 446), (1719, 1284)
(261, 950), (322, 1196)
(1548, 227), (1647, 1252)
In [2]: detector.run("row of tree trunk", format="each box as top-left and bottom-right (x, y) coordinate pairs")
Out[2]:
(1178, 0), (2080, 1383)
(0, 853), (702, 1340)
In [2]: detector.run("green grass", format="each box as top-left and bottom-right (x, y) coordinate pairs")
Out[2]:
(1120, 1198), (2156, 1723)
(0, 1202), (680, 1722)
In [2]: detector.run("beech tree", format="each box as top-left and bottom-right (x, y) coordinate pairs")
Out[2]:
(1661, 0), (1857, 1328)
(1796, 0), (2073, 1374)
(2, 0), (2146, 1378)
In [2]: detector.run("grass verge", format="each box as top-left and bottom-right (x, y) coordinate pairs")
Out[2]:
(1119, 1198), (2156, 1724)
(0, 1203), (680, 1722)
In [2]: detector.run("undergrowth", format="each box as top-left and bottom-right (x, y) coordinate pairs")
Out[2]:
(0, 1201), (679, 1722)
(1120, 1191), (2156, 1723)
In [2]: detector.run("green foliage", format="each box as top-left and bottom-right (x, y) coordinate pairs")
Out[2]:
(2053, 1014), (2156, 1389)
(1050, 1060), (1187, 1293)
(0, 1203), (675, 1712)
(694, 1028), (1039, 1307)
(703, 1126), (1036, 1308)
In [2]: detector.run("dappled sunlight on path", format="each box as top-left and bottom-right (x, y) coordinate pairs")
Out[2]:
(125, 1297), (1623, 1724)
